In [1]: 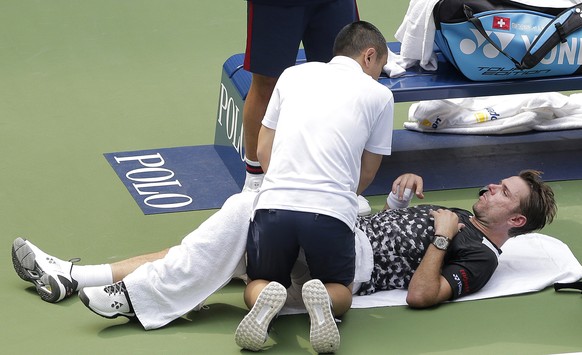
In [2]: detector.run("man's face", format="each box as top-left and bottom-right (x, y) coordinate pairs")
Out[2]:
(472, 176), (530, 225)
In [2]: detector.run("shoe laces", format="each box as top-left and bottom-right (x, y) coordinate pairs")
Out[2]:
(103, 281), (127, 296)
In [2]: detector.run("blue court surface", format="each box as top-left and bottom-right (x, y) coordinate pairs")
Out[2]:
(104, 146), (241, 214)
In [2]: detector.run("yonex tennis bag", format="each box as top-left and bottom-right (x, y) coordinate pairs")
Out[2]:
(433, 0), (582, 81)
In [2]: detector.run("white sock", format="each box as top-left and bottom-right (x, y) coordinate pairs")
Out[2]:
(244, 157), (260, 166)
(71, 264), (114, 290)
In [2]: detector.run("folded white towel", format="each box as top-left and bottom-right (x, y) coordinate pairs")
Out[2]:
(405, 92), (582, 134)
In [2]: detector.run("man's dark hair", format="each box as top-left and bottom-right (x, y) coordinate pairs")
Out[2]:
(333, 21), (387, 60)
(509, 170), (557, 236)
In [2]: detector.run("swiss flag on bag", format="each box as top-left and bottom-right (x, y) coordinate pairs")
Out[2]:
(492, 16), (511, 30)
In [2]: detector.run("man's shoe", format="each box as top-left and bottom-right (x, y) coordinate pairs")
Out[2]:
(11, 237), (78, 303)
(235, 281), (287, 351)
(79, 281), (135, 319)
(357, 195), (371, 216)
(302, 279), (340, 354)
(242, 172), (264, 192)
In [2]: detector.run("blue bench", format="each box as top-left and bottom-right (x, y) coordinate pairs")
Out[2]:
(213, 43), (582, 195)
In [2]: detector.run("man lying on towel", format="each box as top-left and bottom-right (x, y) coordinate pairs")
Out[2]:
(12, 170), (556, 330)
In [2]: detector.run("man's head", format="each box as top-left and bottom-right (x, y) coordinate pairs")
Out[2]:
(333, 21), (388, 80)
(473, 170), (557, 237)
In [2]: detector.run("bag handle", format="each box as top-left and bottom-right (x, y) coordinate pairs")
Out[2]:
(522, 5), (582, 69)
(463, 4), (582, 70)
(463, 5), (522, 68)
(554, 281), (582, 292)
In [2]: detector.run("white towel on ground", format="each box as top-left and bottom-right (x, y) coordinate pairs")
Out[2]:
(124, 192), (254, 330)
(351, 233), (582, 308)
(404, 92), (582, 134)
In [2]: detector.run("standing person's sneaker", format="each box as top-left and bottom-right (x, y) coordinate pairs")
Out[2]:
(11, 237), (78, 303)
(243, 172), (264, 192)
(302, 279), (340, 354)
(235, 281), (287, 351)
(79, 281), (135, 319)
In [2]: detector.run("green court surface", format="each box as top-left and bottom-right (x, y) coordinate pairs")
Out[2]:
(2, 1), (582, 354)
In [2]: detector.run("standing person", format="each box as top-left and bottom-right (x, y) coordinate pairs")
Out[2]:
(235, 21), (392, 353)
(241, 0), (359, 192)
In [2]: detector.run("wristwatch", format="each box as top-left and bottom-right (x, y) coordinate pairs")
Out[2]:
(432, 235), (450, 251)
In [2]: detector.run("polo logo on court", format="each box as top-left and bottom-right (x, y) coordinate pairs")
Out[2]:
(113, 153), (193, 209)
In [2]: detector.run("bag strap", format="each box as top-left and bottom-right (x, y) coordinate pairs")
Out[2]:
(522, 5), (582, 69)
(463, 5), (522, 69)
(463, 4), (582, 70)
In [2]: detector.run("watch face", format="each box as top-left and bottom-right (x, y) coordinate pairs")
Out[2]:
(434, 236), (448, 249)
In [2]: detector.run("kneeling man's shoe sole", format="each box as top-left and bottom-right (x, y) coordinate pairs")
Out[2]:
(235, 281), (287, 351)
(303, 279), (340, 354)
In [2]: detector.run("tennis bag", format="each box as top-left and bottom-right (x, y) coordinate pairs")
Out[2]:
(433, 0), (582, 81)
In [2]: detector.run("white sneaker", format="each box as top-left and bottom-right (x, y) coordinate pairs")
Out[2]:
(11, 237), (78, 303)
(357, 195), (372, 216)
(235, 281), (287, 351)
(302, 279), (340, 354)
(78, 281), (135, 319)
(243, 172), (264, 192)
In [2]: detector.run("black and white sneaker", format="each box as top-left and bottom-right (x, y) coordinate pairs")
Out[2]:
(235, 281), (287, 351)
(79, 281), (135, 319)
(302, 279), (340, 354)
(11, 237), (78, 303)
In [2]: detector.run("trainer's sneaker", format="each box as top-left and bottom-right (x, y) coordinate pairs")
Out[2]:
(357, 195), (371, 216)
(242, 172), (264, 192)
(302, 279), (340, 354)
(79, 281), (135, 319)
(235, 281), (287, 351)
(11, 237), (78, 303)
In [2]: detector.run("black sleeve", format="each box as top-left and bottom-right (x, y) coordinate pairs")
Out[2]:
(441, 246), (499, 299)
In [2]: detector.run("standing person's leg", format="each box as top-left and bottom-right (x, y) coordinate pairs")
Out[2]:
(241, 2), (304, 191)
(242, 73), (276, 191)
(302, 0), (359, 63)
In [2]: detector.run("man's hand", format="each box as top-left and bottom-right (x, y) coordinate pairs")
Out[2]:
(391, 173), (424, 200)
(384, 173), (424, 210)
(405, 209), (464, 309)
(430, 209), (465, 240)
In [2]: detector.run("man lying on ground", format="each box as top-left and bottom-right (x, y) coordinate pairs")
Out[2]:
(12, 170), (555, 330)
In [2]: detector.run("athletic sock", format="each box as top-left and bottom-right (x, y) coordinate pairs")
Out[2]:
(70, 264), (114, 291)
(245, 157), (264, 175)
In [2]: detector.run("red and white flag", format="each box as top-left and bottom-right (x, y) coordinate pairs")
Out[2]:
(492, 16), (511, 31)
